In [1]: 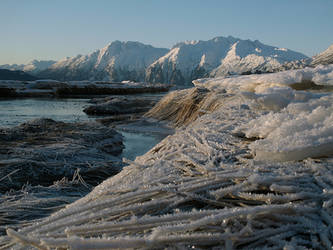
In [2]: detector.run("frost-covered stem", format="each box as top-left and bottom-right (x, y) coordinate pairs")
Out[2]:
(6, 229), (46, 250)
(35, 196), (178, 234)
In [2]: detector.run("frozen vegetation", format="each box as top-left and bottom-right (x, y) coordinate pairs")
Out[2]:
(0, 118), (124, 233)
(1, 65), (333, 249)
(312, 44), (333, 66)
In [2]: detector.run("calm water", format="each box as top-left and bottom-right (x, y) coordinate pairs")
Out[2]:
(121, 131), (166, 160)
(0, 98), (92, 127)
(0, 98), (165, 160)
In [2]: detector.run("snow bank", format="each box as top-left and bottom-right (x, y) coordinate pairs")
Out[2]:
(239, 86), (324, 111)
(238, 95), (333, 161)
(193, 64), (333, 93)
(195, 65), (333, 161)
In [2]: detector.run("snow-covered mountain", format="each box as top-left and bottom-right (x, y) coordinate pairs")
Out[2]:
(0, 60), (56, 75)
(146, 36), (308, 85)
(269, 43), (333, 72)
(38, 41), (169, 82)
(0, 63), (24, 71)
(311, 44), (333, 66)
(1, 37), (313, 85)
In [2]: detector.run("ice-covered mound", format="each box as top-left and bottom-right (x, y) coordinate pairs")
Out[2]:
(238, 95), (333, 161)
(194, 64), (333, 93)
(239, 86), (323, 111)
(196, 64), (333, 161)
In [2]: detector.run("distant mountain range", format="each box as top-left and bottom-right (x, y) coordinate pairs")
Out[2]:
(146, 37), (308, 84)
(1, 37), (332, 84)
(0, 60), (56, 75)
(37, 41), (168, 82)
(0, 69), (37, 81)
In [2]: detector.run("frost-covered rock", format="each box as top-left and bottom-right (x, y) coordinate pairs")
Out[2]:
(83, 96), (159, 115)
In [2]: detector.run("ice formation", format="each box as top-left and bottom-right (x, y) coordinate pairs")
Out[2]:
(194, 64), (333, 91)
(238, 95), (333, 161)
(1, 65), (333, 249)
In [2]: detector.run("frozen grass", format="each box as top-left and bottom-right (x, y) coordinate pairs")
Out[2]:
(145, 87), (227, 127)
(1, 66), (333, 249)
(0, 119), (124, 191)
(0, 170), (91, 236)
(1, 89), (332, 249)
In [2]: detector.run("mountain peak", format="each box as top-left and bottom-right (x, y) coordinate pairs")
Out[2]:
(146, 36), (309, 85)
(38, 41), (169, 82)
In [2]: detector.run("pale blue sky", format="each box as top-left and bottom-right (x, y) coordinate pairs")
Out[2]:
(1, 0), (332, 64)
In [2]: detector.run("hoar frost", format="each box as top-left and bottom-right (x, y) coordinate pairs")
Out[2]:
(2, 65), (333, 249)
(239, 95), (333, 161)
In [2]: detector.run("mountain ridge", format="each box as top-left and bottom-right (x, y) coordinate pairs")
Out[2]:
(0, 69), (37, 81)
(37, 41), (169, 82)
(146, 36), (308, 85)
(3, 37), (331, 85)
(0, 60), (56, 75)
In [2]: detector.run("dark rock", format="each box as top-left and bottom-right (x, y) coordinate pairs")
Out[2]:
(84, 96), (159, 115)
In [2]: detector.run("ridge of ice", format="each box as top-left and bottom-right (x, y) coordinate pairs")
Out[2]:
(194, 64), (333, 92)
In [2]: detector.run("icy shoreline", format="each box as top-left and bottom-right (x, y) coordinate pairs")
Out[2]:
(2, 65), (333, 249)
(0, 80), (171, 98)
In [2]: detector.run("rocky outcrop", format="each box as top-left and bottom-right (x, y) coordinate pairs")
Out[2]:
(83, 96), (160, 115)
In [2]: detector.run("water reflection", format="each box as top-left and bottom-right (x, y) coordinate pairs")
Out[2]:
(0, 98), (91, 127)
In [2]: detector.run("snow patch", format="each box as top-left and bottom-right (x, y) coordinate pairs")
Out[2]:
(194, 64), (333, 93)
(244, 95), (333, 161)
